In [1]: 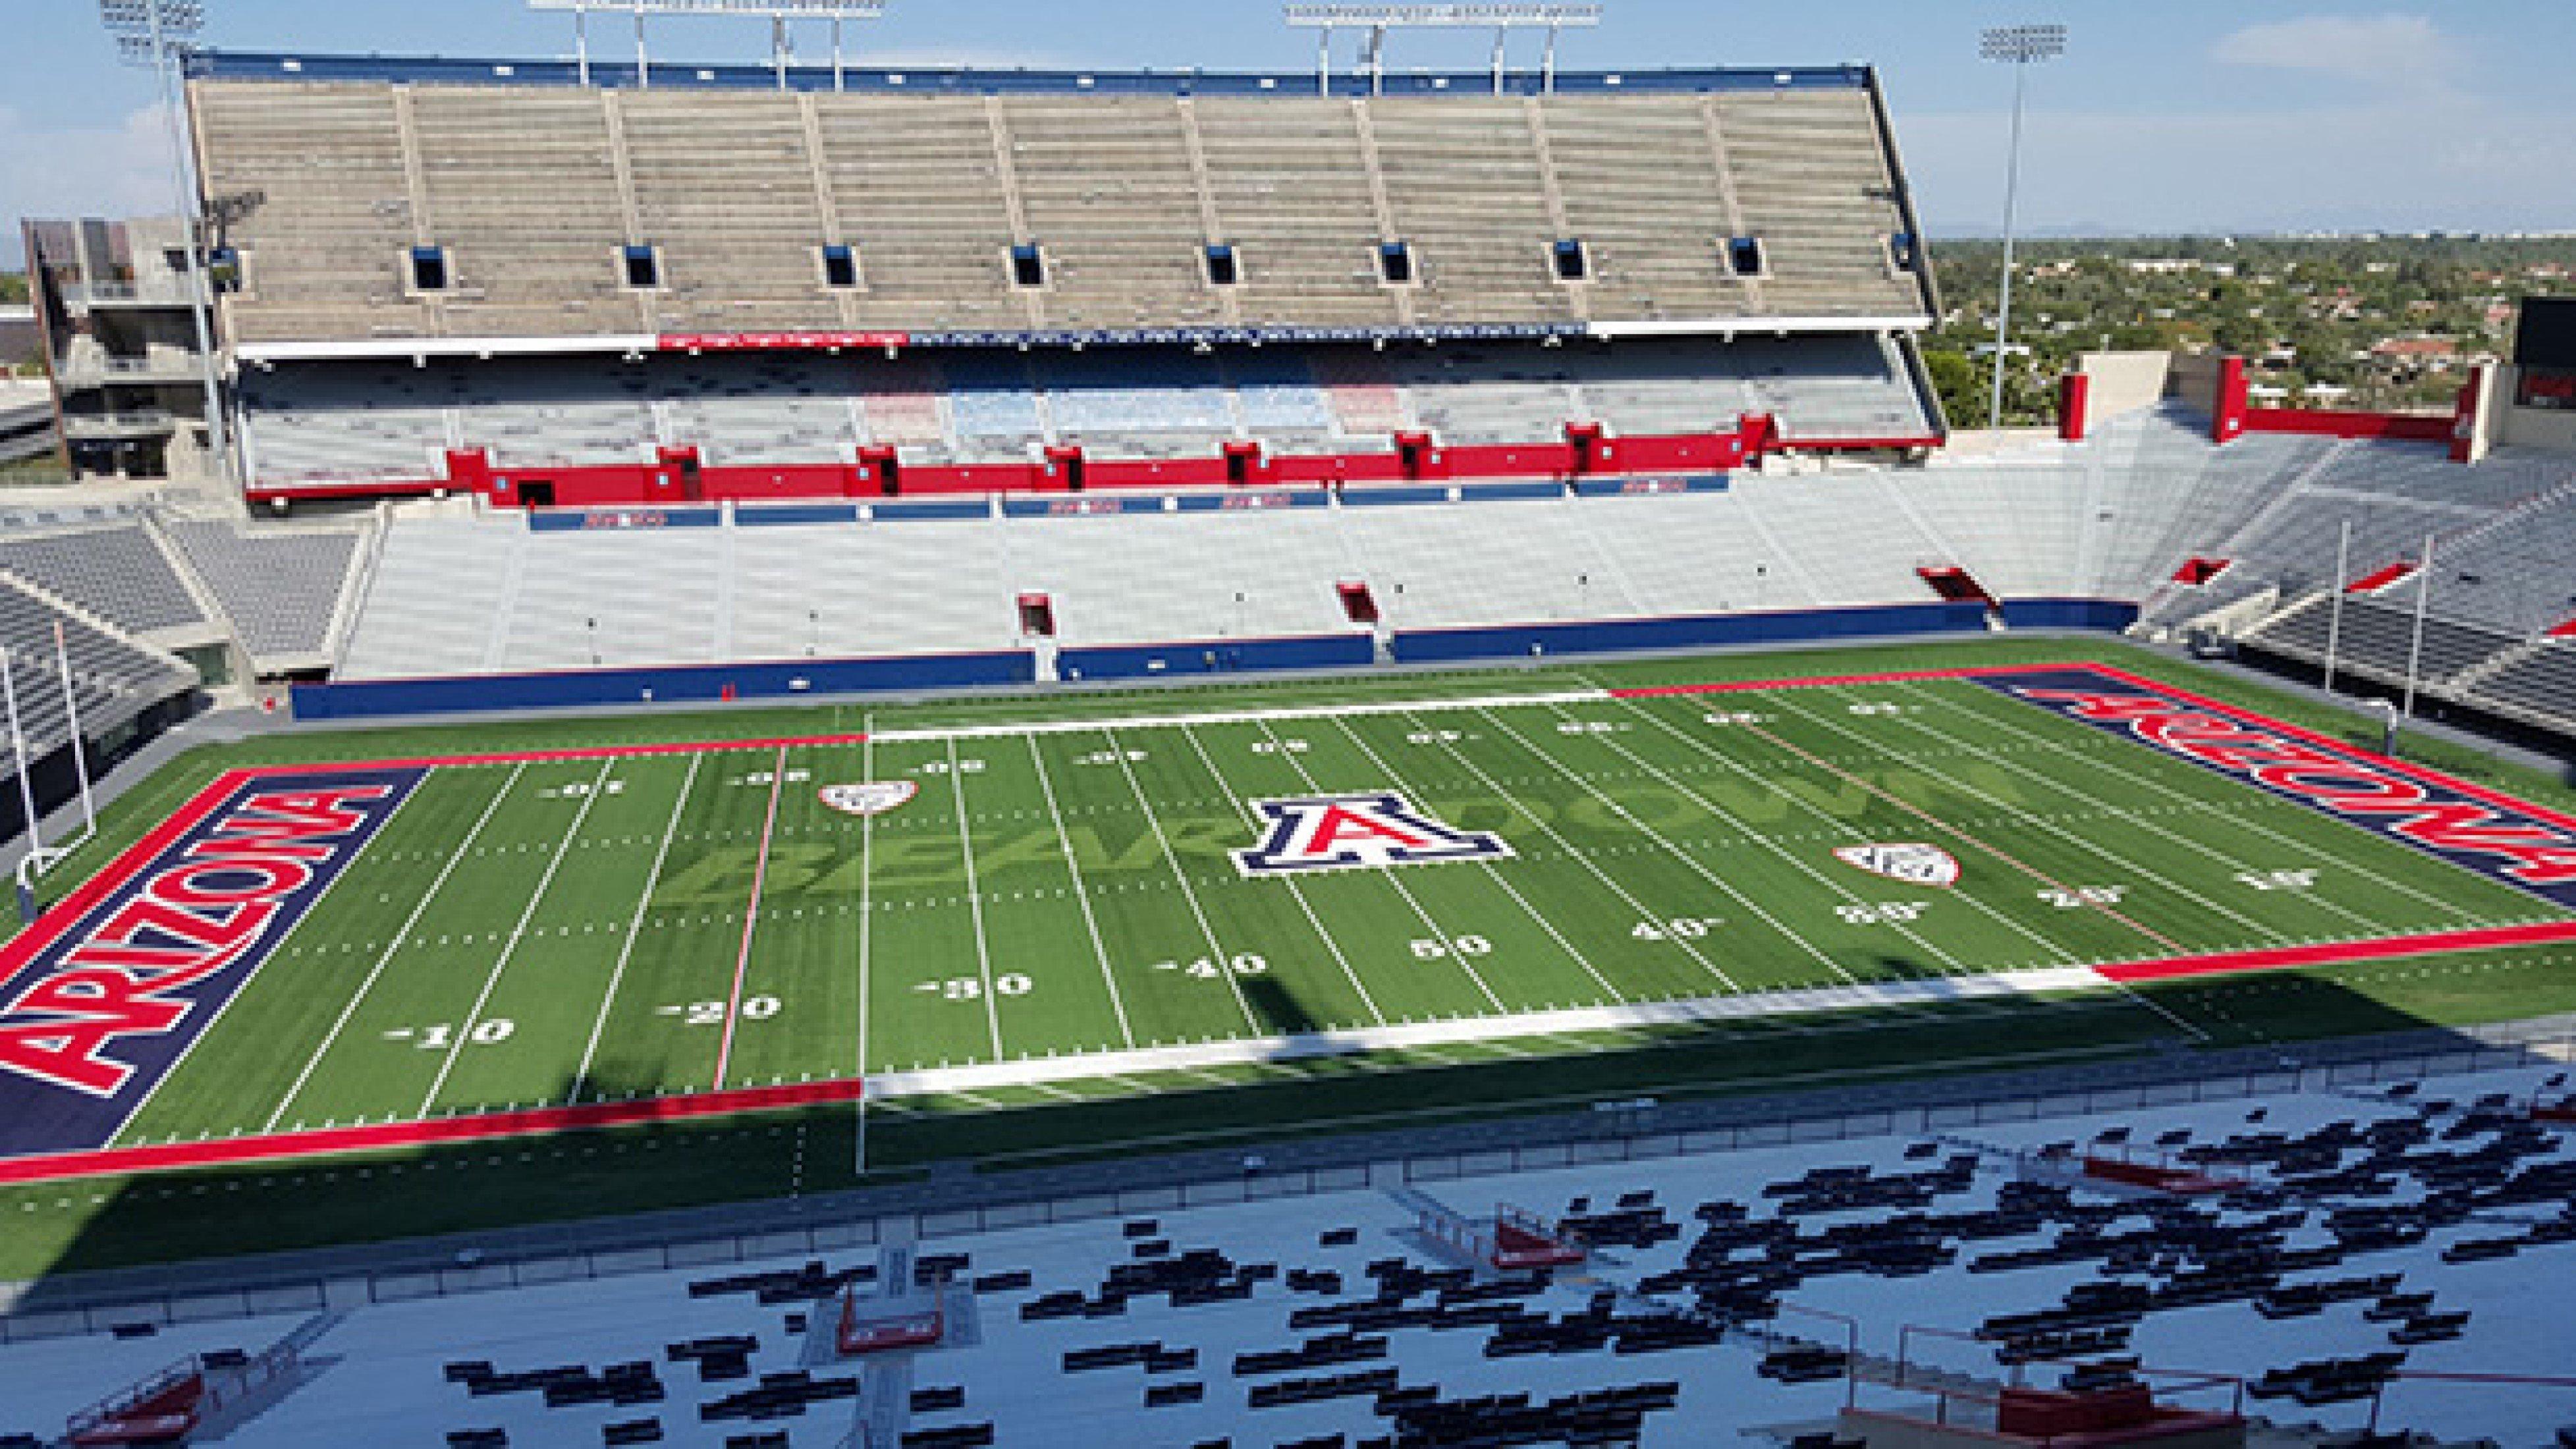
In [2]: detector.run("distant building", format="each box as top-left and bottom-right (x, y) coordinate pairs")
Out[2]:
(0, 304), (40, 367)
(20, 216), (218, 480)
(0, 378), (58, 465)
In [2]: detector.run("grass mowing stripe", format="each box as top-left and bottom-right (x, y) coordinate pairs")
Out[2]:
(1551, 697), (1969, 976)
(1611, 692), (2078, 970)
(1323, 713), (1624, 1008)
(1024, 732), (1136, 1051)
(570, 752), (702, 1103)
(1246, 715), (1506, 1014)
(1175, 720), (1393, 1025)
(1100, 723), (1260, 1034)
(420, 757), (617, 1115)
(261, 763), (526, 1134)
(712, 746), (789, 1089)
(945, 736), (1007, 1060)
(1399, 708), (1741, 992)
(1743, 696), (2195, 954)
(1790, 686), (2288, 947)
(1878, 683), (2391, 937)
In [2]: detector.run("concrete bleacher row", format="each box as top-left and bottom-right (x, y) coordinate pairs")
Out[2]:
(194, 79), (1930, 343)
(335, 463), (2140, 681)
(236, 335), (1935, 484)
(0, 574), (197, 766)
(0, 512), (369, 674)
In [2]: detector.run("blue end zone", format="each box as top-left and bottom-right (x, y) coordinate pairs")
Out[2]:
(0, 767), (425, 1161)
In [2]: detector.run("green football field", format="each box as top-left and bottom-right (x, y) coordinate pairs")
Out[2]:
(81, 661), (2569, 1155)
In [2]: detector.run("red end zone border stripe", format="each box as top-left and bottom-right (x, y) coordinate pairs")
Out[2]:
(2098, 918), (2576, 984)
(0, 767), (259, 985)
(0, 1076), (867, 1187)
(233, 730), (872, 775)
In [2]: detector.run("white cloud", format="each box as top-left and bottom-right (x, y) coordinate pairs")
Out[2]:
(2211, 14), (2463, 88)
(0, 103), (182, 266)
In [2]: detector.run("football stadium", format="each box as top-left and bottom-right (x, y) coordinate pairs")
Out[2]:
(5, 3), (2576, 1445)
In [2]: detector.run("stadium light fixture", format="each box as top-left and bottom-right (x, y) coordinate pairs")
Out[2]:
(99, 0), (231, 481)
(530, 0), (887, 90)
(1284, 3), (1603, 96)
(1977, 22), (2065, 431)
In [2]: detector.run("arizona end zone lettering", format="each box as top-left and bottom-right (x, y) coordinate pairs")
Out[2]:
(0, 767), (422, 1160)
(1983, 670), (2576, 908)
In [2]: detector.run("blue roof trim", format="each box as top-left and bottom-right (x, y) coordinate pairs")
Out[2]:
(188, 51), (1873, 97)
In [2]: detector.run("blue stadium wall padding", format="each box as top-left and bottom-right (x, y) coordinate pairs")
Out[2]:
(1171, 491), (1325, 513)
(528, 506), (722, 532)
(1998, 598), (2141, 632)
(290, 651), (1036, 721)
(737, 503), (862, 526)
(1390, 601), (1992, 663)
(1337, 485), (1454, 508)
(868, 499), (993, 522)
(1456, 481), (1566, 503)
(1572, 475), (1730, 497)
(1058, 633), (1375, 681)
(1000, 496), (1162, 519)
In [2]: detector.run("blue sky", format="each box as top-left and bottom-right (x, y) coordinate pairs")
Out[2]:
(6, 2), (2573, 266)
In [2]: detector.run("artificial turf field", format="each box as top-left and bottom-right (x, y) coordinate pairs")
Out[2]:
(9, 647), (2576, 1205)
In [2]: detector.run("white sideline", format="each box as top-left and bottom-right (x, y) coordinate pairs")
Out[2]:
(866, 690), (1612, 744)
(863, 965), (2110, 1101)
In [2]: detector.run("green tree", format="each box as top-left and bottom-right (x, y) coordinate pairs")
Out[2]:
(1921, 348), (1981, 429)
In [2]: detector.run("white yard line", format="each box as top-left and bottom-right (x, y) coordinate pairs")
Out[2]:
(1909, 680), (2498, 928)
(710, 747), (790, 1091)
(1769, 690), (2280, 948)
(1401, 709), (1743, 992)
(1609, 694), (2075, 970)
(1101, 723), (1260, 1033)
(1176, 720), (1391, 1025)
(945, 736), (1007, 1062)
(263, 763), (527, 1134)
(420, 758), (617, 1115)
(1325, 713), (1624, 1006)
(567, 753), (703, 1104)
(857, 718), (873, 1078)
(863, 965), (2113, 1100)
(1529, 701), (1900, 983)
(867, 689), (1610, 744)
(1024, 733), (1137, 1051)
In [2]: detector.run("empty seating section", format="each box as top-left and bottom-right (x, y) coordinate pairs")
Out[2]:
(620, 92), (830, 332)
(2475, 642), (2576, 727)
(1545, 97), (1740, 320)
(1192, 100), (1402, 329)
(1722, 472), (1947, 607)
(0, 576), (195, 761)
(195, 82), (410, 344)
(1004, 510), (1355, 645)
(2246, 594), (2523, 688)
(1004, 98), (1219, 331)
(238, 337), (1935, 486)
(1566, 494), (1811, 615)
(0, 526), (207, 636)
(1710, 88), (1916, 317)
(501, 530), (725, 670)
(1340, 499), (1631, 626)
(163, 520), (364, 662)
(1371, 99), (1570, 325)
(409, 87), (640, 336)
(2378, 467), (2576, 637)
(196, 78), (1931, 340)
(1897, 465), (2087, 600)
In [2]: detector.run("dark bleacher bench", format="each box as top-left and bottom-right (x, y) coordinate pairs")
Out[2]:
(911, 1384), (967, 1413)
(603, 1420), (662, 1446)
(1144, 1381), (1205, 1408)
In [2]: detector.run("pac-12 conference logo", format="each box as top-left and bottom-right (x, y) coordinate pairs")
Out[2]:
(1833, 842), (1961, 888)
(1234, 793), (1512, 877)
(819, 781), (917, 817)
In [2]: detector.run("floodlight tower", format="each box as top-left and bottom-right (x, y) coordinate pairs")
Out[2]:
(1978, 22), (2065, 431)
(1284, 5), (1603, 97)
(99, 0), (231, 480)
(530, 0), (887, 91)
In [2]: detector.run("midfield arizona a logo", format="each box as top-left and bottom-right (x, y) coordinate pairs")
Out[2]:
(1234, 793), (1512, 877)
